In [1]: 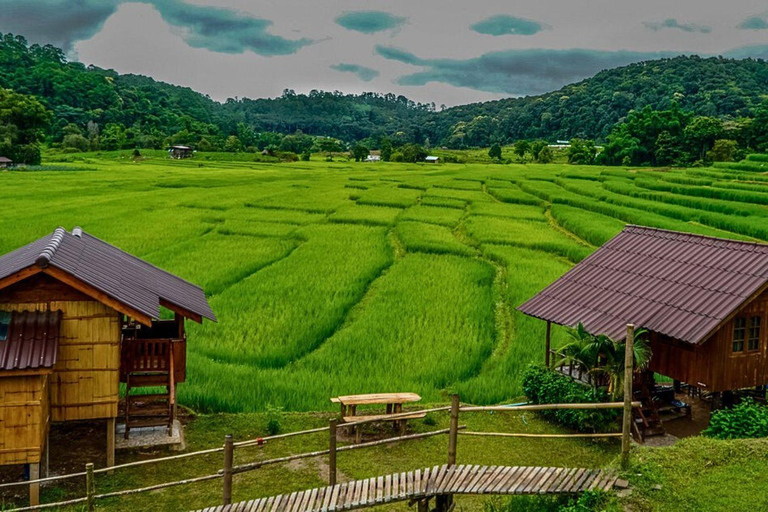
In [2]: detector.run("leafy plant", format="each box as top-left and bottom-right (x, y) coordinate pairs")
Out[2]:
(522, 365), (620, 433)
(265, 404), (284, 436)
(704, 398), (768, 439)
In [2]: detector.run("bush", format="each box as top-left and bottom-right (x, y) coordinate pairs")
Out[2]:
(522, 365), (619, 433)
(704, 398), (768, 439)
(483, 490), (612, 511)
(265, 404), (283, 435)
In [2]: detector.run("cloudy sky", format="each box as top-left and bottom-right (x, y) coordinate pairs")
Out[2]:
(3, 0), (768, 106)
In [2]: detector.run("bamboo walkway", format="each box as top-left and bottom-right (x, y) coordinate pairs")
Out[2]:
(198, 464), (617, 512)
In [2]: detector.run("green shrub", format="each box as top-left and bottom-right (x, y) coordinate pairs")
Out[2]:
(265, 404), (284, 435)
(521, 366), (619, 433)
(704, 398), (768, 439)
(483, 490), (612, 511)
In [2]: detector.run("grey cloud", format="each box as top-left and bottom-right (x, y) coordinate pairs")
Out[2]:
(375, 45), (678, 96)
(738, 15), (768, 30)
(471, 15), (546, 36)
(0, 0), (312, 57)
(0, 0), (119, 52)
(152, 0), (312, 56)
(335, 11), (406, 34)
(643, 18), (712, 33)
(331, 63), (380, 82)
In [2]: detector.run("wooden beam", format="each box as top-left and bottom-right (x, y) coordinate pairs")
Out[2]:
(0, 266), (41, 292)
(0, 369), (53, 378)
(161, 299), (202, 324)
(622, 324), (635, 469)
(545, 321), (552, 367)
(106, 418), (115, 473)
(43, 267), (153, 326)
(29, 463), (40, 507)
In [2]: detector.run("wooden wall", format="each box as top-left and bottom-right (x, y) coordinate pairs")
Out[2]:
(0, 374), (48, 466)
(650, 288), (768, 392)
(0, 275), (121, 423)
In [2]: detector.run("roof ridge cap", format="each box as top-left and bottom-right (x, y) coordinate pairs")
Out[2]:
(35, 227), (66, 268)
(624, 225), (768, 250)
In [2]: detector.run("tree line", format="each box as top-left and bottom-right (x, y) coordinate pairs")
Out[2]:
(4, 32), (768, 164)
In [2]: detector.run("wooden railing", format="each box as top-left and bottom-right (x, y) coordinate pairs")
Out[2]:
(122, 338), (177, 373)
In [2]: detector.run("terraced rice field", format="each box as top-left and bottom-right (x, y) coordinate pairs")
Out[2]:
(2, 154), (766, 412)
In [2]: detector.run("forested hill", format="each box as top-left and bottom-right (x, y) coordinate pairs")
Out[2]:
(437, 56), (768, 144)
(3, 32), (768, 149)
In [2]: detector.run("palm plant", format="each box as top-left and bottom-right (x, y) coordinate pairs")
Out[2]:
(554, 323), (651, 398)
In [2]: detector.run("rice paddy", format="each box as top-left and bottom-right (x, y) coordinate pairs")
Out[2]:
(2, 153), (766, 413)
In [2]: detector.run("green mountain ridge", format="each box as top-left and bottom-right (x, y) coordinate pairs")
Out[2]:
(3, 32), (768, 148)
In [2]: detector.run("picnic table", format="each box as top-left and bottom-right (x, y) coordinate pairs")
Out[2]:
(330, 393), (424, 442)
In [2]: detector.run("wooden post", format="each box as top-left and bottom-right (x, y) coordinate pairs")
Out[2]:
(329, 419), (338, 486)
(106, 417), (115, 473)
(545, 321), (552, 367)
(222, 434), (234, 506)
(29, 463), (40, 507)
(86, 462), (95, 512)
(447, 395), (460, 466)
(621, 324), (635, 469)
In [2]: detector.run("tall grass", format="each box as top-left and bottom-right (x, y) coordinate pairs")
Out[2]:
(395, 221), (476, 256)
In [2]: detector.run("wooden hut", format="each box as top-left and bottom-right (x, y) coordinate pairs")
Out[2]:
(0, 156), (13, 168)
(168, 145), (193, 159)
(0, 227), (215, 497)
(519, 226), (768, 434)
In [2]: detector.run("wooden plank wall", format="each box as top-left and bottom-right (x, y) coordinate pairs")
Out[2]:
(650, 289), (768, 392)
(0, 374), (47, 465)
(1, 301), (120, 422)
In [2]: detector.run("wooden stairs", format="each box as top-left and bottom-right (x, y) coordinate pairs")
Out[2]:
(123, 339), (176, 439)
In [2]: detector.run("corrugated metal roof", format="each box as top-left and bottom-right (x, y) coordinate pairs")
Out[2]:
(0, 310), (61, 371)
(518, 225), (768, 345)
(0, 227), (216, 323)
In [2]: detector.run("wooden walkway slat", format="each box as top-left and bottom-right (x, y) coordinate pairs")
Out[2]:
(197, 465), (617, 512)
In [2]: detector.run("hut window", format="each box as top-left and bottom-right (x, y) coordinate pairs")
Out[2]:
(733, 317), (747, 352)
(748, 316), (762, 352)
(0, 311), (10, 341)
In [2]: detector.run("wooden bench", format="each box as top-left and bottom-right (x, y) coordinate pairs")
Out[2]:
(331, 393), (423, 442)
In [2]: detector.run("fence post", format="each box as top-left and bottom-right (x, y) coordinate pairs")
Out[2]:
(329, 419), (338, 486)
(222, 434), (234, 506)
(447, 394), (460, 466)
(86, 462), (95, 512)
(545, 321), (552, 367)
(621, 324), (635, 469)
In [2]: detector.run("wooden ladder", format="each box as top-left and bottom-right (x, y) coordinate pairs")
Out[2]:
(123, 339), (176, 439)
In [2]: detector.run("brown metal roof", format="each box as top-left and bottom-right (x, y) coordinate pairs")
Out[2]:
(0, 227), (216, 324)
(0, 310), (62, 371)
(518, 225), (768, 344)
(0, 157), (12, 163)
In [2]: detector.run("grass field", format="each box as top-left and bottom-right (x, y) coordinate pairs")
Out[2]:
(1, 151), (766, 413)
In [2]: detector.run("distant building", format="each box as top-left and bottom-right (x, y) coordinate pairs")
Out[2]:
(365, 155), (381, 162)
(425, 156), (439, 163)
(168, 146), (193, 159)
(556, 140), (570, 145)
(0, 157), (13, 168)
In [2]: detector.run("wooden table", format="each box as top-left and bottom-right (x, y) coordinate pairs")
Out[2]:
(330, 393), (423, 442)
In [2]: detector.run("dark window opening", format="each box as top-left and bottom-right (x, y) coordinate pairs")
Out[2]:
(733, 317), (746, 352)
(748, 316), (762, 352)
(0, 311), (10, 341)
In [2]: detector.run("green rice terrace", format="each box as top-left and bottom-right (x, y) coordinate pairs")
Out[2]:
(2, 152), (767, 415)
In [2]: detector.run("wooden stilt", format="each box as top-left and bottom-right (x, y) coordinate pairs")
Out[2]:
(106, 417), (116, 473)
(545, 321), (552, 367)
(29, 463), (40, 507)
(621, 324), (635, 469)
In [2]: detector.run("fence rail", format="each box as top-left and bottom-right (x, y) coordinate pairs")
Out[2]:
(4, 324), (640, 512)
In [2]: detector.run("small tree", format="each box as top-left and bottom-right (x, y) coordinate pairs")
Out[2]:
(567, 139), (597, 165)
(488, 143), (502, 161)
(514, 140), (530, 162)
(537, 145), (554, 163)
(708, 139), (739, 162)
(351, 143), (370, 162)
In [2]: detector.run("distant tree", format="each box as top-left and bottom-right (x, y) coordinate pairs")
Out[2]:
(530, 140), (547, 161)
(236, 123), (256, 148)
(100, 123), (127, 150)
(708, 139), (739, 162)
(684, 116), (723, 161)
(537, 145), (554, 163)
(223, 135), (242, 153)
(567, 139), (597, 165)
(351, 143), (370, 162)
(380, 136), (393, 162)
(300, 149), (311, 161)
(514, 140), (530, 162)
(488, 142), (502, 161)
(0, 88), (50, 164)
(197, 138), (214, 152)
(402, 143), (427, 163)
(62, 133), (89, 152)
(654, 131), (683, 166)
